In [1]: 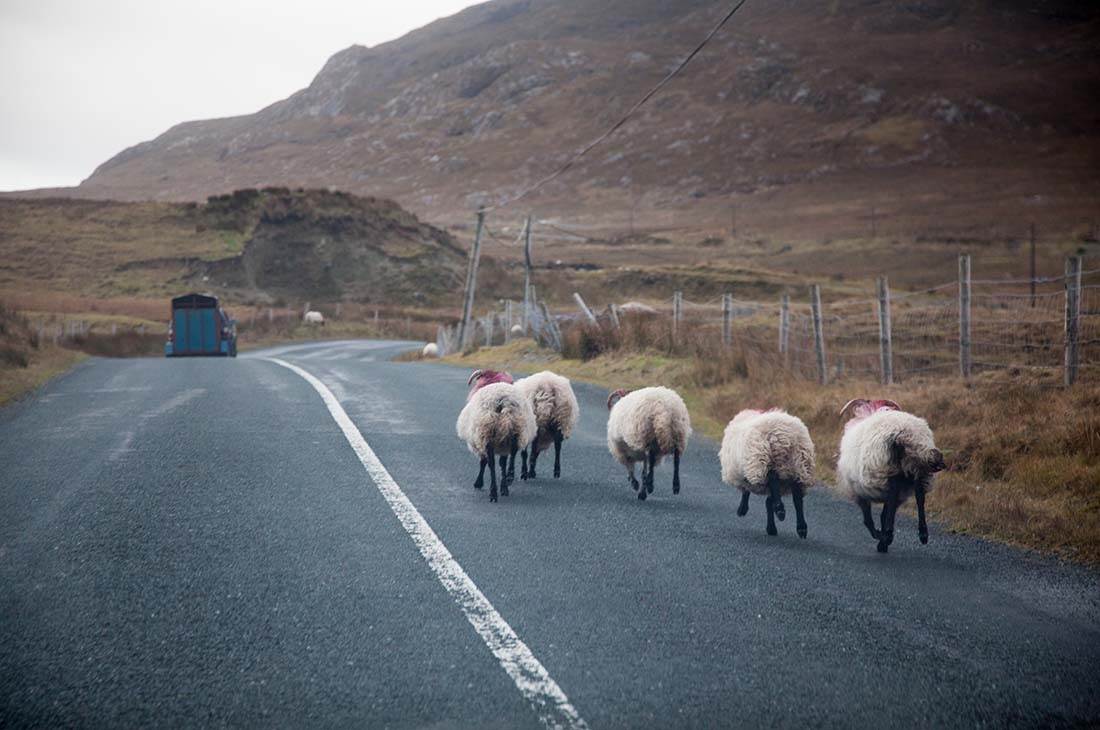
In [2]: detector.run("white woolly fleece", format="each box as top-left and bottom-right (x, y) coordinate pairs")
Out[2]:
(835, 409), (939, 502)
(456, 382), (537, 458)
(517, 371), (580, 449)
(719, 409), (815, 495)
(606, 386), (692, 466)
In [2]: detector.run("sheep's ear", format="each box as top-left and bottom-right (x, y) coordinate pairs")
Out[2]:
(839, 398), (868, 419)
(467, 369), (483, 386)
(879, 399), (901, 411)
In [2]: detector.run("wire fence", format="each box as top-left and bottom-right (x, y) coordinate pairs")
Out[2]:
(440, 256), (1099, 385)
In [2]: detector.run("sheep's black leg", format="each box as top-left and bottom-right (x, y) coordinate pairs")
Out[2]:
(487, 444), (498, 502)
(878, 483), (899, 553)
(764, 495), (777, 536)
(672, 448), (681, 494)
(768, 472), (785, 523)
(736, 490), (750, 517)
(552, 429), (563, 478)
(644, 447), (657, 494)
(502, 437), (517, 496)
(915, 480), (929, 545)
(638, 456), (651, 501)
(474, 457), (487, 489)
(520, 448), (529, 480)
(858, 497), (880, 540)
(628, 464), (640, 491)
(529, 441), (540, 479)
(791, 483), (808, 539)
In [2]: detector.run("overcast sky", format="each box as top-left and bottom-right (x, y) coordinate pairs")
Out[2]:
(0, 0), (479, 192)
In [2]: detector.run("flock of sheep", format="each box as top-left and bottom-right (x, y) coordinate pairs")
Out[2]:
(456, 368), (945, 554)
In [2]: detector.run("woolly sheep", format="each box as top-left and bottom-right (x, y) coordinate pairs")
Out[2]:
(517, 371), (579, 480)
(455, 370), (537, 503)
(422, 342), (439, 358)
(303, 310), (325, 326)
(606, 386), (691, 500)
(719, 409), (815, 538)
(835, 398), (945, 553)
(510, 324), (524, 337)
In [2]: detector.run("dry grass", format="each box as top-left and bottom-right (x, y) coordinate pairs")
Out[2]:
(444, 334), (1100, 565)
(0, 301), (86, 406)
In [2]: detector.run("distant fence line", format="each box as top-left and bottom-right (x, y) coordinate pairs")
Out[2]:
(439, 255), (1099, 385)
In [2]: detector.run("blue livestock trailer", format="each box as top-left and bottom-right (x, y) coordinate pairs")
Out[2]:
(165, 293), (237, 357)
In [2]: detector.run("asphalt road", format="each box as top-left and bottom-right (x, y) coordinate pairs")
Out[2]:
(2, 339), (1098, 728)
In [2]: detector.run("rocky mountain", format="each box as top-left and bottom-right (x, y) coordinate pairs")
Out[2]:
(57, 0), (1100, 235)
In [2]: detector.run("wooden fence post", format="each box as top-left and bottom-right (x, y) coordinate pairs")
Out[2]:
(574, 292), (598, 325)
(779, 293), (790, 358)
(877, 276), (893, 385)
(609, 304), (621, 330)
(458, 209), (486, 349)
(722, 293), (732, 348)
(539, 301), (562, 351)
(672, 290), (683, 344)
(810, 284), (827, 385)
(959, 254), (971, 379)
(1029, 223), (1037, 309)
(1065, 256), (1082, 386)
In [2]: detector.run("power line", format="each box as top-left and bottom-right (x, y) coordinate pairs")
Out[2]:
(482, 0), (751, 213)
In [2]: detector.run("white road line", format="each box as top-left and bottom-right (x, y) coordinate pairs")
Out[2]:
(265, 357), (589, 730)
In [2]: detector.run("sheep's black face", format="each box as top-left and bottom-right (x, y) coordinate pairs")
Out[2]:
(892, 441), (945, 479)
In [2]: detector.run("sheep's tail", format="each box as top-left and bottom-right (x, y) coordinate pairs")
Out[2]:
(652, 405), (684, 454)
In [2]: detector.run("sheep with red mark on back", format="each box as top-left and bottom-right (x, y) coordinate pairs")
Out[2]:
(835, 399), (945, 553)
(456, 369), (536, 503)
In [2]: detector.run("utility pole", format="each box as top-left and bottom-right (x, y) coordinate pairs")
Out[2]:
(522, 215), (533, 333)
(458, 209), (486, 349)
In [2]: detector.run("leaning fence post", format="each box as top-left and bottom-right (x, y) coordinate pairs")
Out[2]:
(810, 284), (827, 385)
(609, 303), (621, 330)
(1065, 256), (1082, 385)
(539, 301), (562, 351)
(722, 293), (732, 348)
(877, 276), (893, 385)
(672, 290), (683, 344)
(574, 292), (598, 325)
(959, 254), (972, 378)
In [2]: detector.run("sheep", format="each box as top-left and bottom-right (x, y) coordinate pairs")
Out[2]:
(606, 386), (691, 500)
(516, 371), (579, 480)
(835, 398), (945, 553)
(303, 310), (325, 326)
(455, 369), (537, 503)
(422, 342), (439, 358)
(510, 324), (524, 338)
(719, 409), (815, 538)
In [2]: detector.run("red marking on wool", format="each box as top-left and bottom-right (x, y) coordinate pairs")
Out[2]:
(468, 370), (514, 398)
(843, 399), (900, 429)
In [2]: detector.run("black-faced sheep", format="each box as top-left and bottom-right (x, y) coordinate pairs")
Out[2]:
(517, 371), (579, 480)
(719, 409), (815, 538)
(456, 370), (537, 503)
(835, 398), (945, 553)
(606, 387), (691, 500)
